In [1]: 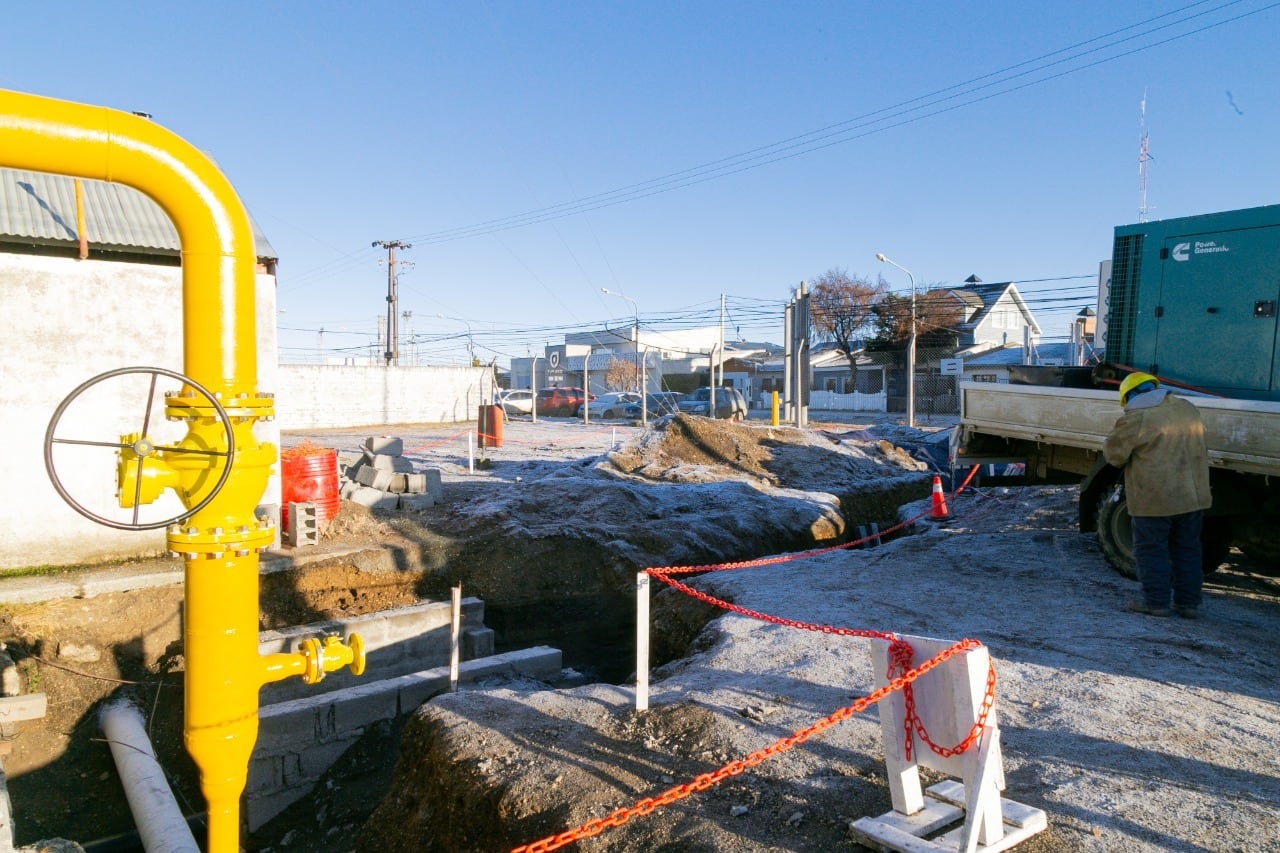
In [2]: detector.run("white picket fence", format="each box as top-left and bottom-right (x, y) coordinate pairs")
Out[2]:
(805, 389), (887, 412)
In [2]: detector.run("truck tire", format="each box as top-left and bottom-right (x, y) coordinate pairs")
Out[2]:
(1095, 489), (1137, 579)
(1095, 487), (1228, 578)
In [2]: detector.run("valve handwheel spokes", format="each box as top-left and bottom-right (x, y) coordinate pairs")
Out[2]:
(43, 366), (236, 531)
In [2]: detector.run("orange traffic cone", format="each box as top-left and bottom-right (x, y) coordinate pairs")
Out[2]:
(928, 475), (951, 520)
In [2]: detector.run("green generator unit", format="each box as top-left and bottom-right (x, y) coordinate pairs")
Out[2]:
(1107, 203), (1280, 400)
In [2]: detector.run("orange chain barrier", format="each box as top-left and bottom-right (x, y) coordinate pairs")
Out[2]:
(510, 464), (989, 852)
(646, 572), (996, 761)
(511, 638), (990, 853)
(497, 423), (631, 447)
(402, 429), (473, 453)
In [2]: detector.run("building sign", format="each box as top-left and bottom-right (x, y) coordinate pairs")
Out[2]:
(940, 358), (963, 376)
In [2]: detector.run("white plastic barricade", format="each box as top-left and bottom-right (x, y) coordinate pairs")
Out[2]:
(852, 634), (1046, 853)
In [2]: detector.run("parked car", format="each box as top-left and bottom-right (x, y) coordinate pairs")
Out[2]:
(623, 392), (685, 419)
(678, 387), (748, 420)
(496, 389), (534, 417)
(536, 387), (593, 417)
(576, 391), (641, 418)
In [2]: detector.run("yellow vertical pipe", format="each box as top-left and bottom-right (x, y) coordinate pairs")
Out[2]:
(0, 89), (264, 851)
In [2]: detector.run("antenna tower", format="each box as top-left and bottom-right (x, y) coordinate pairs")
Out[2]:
(1138, 90), (1151, 223)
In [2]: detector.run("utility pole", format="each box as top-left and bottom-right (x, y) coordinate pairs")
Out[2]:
(372, 240), (412, 365)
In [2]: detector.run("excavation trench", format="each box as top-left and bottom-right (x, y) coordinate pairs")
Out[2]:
(1, 415), (934, 849)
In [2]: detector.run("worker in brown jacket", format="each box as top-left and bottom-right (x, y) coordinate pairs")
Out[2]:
(1103, 372), (1212, 618)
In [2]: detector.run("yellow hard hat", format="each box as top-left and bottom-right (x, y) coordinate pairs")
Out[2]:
(1119, 371), (1160, 405)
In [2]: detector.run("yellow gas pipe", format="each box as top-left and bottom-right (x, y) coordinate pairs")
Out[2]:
(0, 89), (363, 851)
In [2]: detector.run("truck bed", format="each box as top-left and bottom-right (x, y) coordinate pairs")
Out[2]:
(958, 381), (1280, 477)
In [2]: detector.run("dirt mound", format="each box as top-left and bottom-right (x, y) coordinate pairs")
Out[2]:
(604, 413), (924, 491)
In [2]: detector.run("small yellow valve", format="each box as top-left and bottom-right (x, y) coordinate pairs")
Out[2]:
(299, 634), (366, 685)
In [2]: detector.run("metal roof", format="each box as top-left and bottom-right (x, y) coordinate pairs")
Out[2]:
(0, 167), (276, 261)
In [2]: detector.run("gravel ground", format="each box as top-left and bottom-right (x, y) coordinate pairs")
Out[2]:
(327, 414), (1280, 852)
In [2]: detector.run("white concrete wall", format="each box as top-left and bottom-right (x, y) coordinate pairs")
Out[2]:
(0, 254), (280, 570)
(273, 364), (495, 430)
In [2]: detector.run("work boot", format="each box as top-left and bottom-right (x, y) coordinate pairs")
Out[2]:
(1126, 599), (1172, 617)
(1174, 605), (1199, 619)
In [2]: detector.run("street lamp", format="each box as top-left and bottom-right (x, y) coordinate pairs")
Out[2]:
(876, 253), (917, 428)
(601, 287), (646, 426)
(436, 313), (474, 365)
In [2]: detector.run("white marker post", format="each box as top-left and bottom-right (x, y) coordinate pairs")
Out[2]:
(449, 585), (461, 692)
(635, 571), (650, 711)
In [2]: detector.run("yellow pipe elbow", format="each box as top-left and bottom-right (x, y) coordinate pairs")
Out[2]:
(0, 88), (257, 397)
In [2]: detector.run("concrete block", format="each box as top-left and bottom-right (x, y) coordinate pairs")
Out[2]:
(370, 452), (414, 473)
(389, 472), (408, 493)
(257, 703), (321, 748)
(348, 488), (400, 510)
(364, 435), (403, 456)
(244, 783), (309, 833)
(332, 686), (400, 734)
(339, 479), (359, 499)
(284, 502), (318, 547)
(298, 736), (360, 780)
(398, 493), (435, 511)
(422, 467), (444, 502)
(464, 627), (496, 659)
(354, 466), (394, 491)
(397, 670), (451, 712)
(402, 472), (427, 494)
(246, 754), (283, 793)
(336, 450), (363, 469)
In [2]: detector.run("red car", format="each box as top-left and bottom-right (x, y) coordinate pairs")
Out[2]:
(536, 387), (594, 417)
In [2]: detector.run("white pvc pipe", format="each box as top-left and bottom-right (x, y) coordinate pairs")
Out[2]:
(99, 698), (199, 853)
(635, 571), (649, 711)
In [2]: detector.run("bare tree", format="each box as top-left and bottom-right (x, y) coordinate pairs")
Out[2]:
(809, 269), (886, 383)
(605, 357), (638, 391)
(872, 287), (964, 347)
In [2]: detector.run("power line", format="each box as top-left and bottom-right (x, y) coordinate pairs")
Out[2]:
(396, 1), (1271, 245)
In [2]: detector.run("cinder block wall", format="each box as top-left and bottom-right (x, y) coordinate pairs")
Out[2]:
(274, 364), (495, 430)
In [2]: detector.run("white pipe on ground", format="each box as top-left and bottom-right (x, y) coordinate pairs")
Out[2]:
(99, 698), (199, 853)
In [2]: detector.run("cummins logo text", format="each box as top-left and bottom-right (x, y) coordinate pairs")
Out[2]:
(1171, 240), (1229, 262)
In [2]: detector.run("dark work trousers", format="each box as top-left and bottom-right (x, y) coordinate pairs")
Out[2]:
(1131, 510), (1204, 609)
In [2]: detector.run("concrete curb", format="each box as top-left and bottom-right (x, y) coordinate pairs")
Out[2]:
(0, 546), (398, 606)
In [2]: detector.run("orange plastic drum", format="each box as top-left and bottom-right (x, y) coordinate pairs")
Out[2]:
(280, 443), (339, 531)
(478, 404), (504, 448)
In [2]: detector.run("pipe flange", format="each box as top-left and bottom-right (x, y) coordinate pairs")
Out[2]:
(167, 522), (275, 560)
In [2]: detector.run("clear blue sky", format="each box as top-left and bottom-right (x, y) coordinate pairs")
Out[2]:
(5, 1), (1278, 366)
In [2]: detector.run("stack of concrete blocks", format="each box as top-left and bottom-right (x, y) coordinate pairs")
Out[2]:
(338, 435), (444, 510)
(245, 597), (562, 831)
(283, 502), (319, 548)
